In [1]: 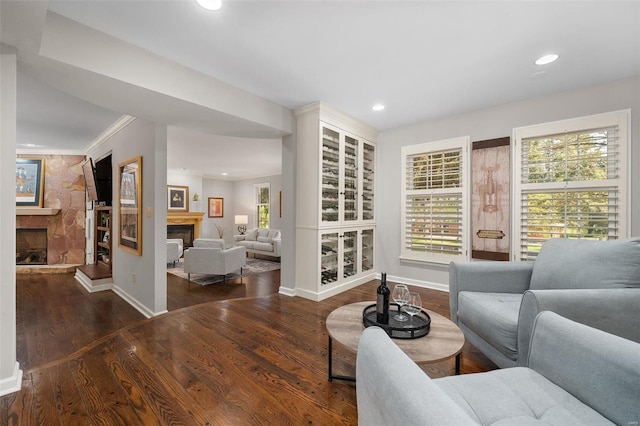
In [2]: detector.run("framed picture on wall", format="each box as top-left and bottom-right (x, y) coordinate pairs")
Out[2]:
(118, 156), (142, 256)
(16, 157), (45, 207)
(208, 197), (224, 218)
(167, 185), (189, 212)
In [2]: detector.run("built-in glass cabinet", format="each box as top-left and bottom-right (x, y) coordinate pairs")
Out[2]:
(320, 123), (374, 226)
(295, 102), (377, 301)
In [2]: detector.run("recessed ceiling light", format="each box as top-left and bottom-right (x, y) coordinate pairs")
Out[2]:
(372, 103), (385, 111)
(196, 0), (222, 11)
(535, 54), (559, 65)
(221, 172), (228, 176)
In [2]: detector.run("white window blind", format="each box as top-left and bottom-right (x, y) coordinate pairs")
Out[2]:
(401, 137), (469, 264)
(514, 111), (629, 260)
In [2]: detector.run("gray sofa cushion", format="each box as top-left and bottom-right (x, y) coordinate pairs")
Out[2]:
(435, 367), (614, 425)
(530, 238), (640, 290)
(458, 292), (522, 361)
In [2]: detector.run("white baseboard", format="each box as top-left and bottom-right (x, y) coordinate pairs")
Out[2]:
(296, 273), (375, 301)
(75, 270), (113, 293)
(382, 273), (450, 293)
(278, 286), (296, 297)
(0, 362), (22, 397)
(111, 285), (159, 318)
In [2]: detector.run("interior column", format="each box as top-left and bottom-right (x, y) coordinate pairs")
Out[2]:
(0, 44), (23, 396)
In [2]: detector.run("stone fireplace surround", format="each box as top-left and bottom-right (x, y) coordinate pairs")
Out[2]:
(16, 155), (87, 273)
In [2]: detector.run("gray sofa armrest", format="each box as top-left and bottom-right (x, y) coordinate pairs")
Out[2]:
(527, 311), (640, 426)
(356, 327), (477, 426)
(449, 261), (533, 324)
(517, 288), (640, 366)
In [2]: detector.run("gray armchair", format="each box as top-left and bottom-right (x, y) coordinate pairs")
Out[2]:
(356, 311), (640, 425)
(166, 238), (183, 266)
(449, 238), (640, 368)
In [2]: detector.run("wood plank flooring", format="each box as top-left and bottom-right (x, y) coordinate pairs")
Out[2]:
(3, 270), (496, 425)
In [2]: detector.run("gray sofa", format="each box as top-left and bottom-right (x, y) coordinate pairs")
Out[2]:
(449, 238), (640, 368)
(356, 311), (640, 425)
(233, 228), (281, 258)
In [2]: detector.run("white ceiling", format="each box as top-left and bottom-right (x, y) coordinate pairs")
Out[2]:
(6, 0), (640, 178)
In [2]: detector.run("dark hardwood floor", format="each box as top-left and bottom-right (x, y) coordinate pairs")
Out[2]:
(3, 269), (496, 425)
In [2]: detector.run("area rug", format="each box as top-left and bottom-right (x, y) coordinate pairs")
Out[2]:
(167, 258), (280, 285)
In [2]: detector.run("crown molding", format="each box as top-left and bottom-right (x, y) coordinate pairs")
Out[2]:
(84, 115), (136, 154)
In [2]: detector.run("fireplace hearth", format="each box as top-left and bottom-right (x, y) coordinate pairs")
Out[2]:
(16, 228), (47, 265)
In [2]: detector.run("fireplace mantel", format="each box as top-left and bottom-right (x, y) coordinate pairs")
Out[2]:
(167, 212), (205, 239)
(17, 208), (61, 216)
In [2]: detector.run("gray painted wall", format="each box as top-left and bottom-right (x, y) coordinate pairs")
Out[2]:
(88, 118), (168, 316)
(233, 174), (283, 232)
(376, 76), (639, 290)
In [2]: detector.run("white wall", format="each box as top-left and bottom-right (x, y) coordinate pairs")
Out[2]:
(88, 118), (168, 317)
(201, 178), (235, 244)
(233, 174), (283, 231)
(377, 76), (640, 290)
(0, 44), (22, 396)
(166, 171), (203, 213)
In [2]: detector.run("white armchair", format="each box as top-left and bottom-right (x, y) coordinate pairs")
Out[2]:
(183, 246), (247, 285)
(166, 238), (184, 266)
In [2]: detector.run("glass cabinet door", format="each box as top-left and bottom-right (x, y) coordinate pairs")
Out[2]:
(342, 230), (358, 279)
(362, 142), (375, 221)
(321, 232), (339, 286)
(321, 127), (340, 223)
(361, 228), (374, 273)
(343, 136), (359, 223)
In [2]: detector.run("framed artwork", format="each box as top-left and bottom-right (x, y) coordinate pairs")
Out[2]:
(118, 156), (142, 256)
(472, 137), (510, 261)
(208, 197), (224, 218)
(16, 157), (45, 207)
(167, 185), (189, 212)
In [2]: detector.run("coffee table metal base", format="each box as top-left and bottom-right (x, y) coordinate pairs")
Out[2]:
(328, 336), (356, 382)
(328, 335), (461, 382)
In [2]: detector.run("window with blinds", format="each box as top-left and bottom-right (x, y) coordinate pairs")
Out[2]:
(401, 137), (469, 263)
(514, 111), (629, 260)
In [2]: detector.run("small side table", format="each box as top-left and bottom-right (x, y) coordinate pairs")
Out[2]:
(326, 301), (465, 382)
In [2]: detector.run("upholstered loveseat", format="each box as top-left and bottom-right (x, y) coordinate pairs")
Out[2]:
(356, 311), (640, 425)
(449, 238), (640, 368)
(233, 228), (281, 259)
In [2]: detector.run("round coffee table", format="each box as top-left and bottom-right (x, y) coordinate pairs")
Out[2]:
(326, 301), (465, 382)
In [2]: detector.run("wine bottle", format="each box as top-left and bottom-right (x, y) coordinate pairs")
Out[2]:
(376, 272), (390, 324)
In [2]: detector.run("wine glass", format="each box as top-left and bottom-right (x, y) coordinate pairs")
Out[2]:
(405, 292), (422, 323)
(392, 284), (410, 322)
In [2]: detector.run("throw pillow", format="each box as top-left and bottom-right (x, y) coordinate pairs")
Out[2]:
(258, 228), (269, 238)
(245, 229), (258, 241)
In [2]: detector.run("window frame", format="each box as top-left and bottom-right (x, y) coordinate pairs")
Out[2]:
(512, 110), (630, 260)
(254, 182), (270, 229)
(400, 136), (470, 264)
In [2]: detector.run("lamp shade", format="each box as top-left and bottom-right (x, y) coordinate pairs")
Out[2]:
(235, 215), (248, 225)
